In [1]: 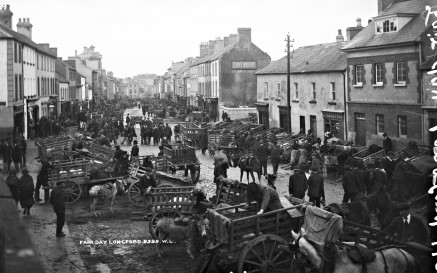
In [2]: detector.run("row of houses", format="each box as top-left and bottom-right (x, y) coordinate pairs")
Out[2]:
(0, 5), (121, 140)
(155, 0), (436, 149)
(256, 0), (436, 149)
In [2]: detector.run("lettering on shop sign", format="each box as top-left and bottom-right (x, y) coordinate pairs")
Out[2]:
(323, 113), (343, 120)
(231, 61), (257, 70)
(424, 5), (437, 268)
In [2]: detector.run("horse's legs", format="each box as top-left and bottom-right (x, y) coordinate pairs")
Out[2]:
(110, 197), (114, 213)
(155, 238), (162, 258)
(246, 171), (250, 184)
(249, 171), (256, 183)
(186, 240), (195, 259)
(240, 169), (243, 182)
(91, 198), (97, 216)
(257, 172), (261, 183)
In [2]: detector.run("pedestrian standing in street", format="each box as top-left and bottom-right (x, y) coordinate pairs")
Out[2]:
(6, 169), (20, 205)
(369, 160), (388, 193)
(50, 184), (66, 237)
(19, 136), (26, 167)
(158, 124), (164, 143)
(382, 133), (393, 154)
(131, 140), (139, 161)
(256, 138), (270, 177)
(11, 141), (21, 171)
(35, 159), (51, 203)
(310, 153), (323, 174)
(289, 166), (308, 200)
(164, 123), (172, 142)
(341, 165), (360, 203)
(307, 167), (325, 207)
(19, 168), (35, 215)
(153, 125), (160, 146)
(140, 124), (147, 145)
(199, 129), (208, 155)
(269, 140), (281, 175)
(126, 113), (130, 126)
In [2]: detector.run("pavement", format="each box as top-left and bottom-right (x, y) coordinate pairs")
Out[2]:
(1, 141), (87, 273)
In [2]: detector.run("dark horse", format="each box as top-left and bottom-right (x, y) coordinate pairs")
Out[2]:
(325, 188), (390, 227)
(231, 152), (261, 183)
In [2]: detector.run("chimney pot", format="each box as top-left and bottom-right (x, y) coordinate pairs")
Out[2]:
(6, 5), (9, 10)
(356, 18), (362, 27)
(336, 29), (344, 42)
(368, 19), (372, 24)
(338, 29), (342, 35)
(18, 18), (21, 23)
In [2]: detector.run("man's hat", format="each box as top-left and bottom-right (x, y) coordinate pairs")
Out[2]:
(293, 165), (300, 171)
(22, 167), (29, 173)
(398, 203), (409, 211)
(133, 140), (138, 144)
(246, 183), (259, 196)
(311, 167), (318, 173)
(115, 145), (120, 149)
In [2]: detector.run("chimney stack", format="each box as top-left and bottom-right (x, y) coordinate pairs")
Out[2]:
(199, 42), (209, 57)
(208, 40), (217, 55)
(0, 4), (13, 29)
(49, 47), (57, 57)
(215, 37), (224, 52)
(346, 18), (364, 41)
(17, 17), (33, 40)
(224, 36), (230, 46)
(336, 29), (344, 42)
(237, 28), (251, 45)
(75, 50), (77, 56)
(229, 34), (238, 44)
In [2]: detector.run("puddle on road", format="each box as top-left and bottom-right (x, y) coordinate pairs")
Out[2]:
(113, 245), (132, 255)
(96, 263), (111, 273)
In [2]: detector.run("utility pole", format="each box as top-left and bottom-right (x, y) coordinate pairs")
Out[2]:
(285, 33), (294, 134)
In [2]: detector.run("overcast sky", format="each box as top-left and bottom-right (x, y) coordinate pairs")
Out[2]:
(5, 0), (377, 78)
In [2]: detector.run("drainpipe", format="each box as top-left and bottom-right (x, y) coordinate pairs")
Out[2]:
(343, 70), (348, 141)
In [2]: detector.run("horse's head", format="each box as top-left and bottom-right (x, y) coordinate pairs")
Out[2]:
(191, 214), (210, 239)
(114, 180), (126, 196)
(291, 228), (331, 270)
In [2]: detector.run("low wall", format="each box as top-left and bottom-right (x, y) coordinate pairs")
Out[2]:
(219, 106), (258, 121)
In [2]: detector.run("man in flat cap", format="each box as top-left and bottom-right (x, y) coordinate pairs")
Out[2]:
(289, 165), (308, 200)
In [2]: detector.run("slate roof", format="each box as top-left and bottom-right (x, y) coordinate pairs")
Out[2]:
(0, 21), (56, 58)
(191, 41), (239, 66)
(255, 42), (347, 75)
(55, 73), (69, 83)
(342, 0), (433, 51)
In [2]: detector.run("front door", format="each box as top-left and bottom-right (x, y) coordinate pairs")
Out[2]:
(310, 115), (317, 138)
(355, 113), (366, 146)
(259, 111), (268, 129)
(300, 116), (306, 133)
(279, 112), (287, 132)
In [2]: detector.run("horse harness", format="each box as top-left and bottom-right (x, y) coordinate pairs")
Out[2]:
(294, 234), (412, 273)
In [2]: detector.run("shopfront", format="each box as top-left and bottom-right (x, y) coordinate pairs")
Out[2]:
(278, 106), (290, 133)
(322, 111), (345, 139)
(255, 102), (269, 129)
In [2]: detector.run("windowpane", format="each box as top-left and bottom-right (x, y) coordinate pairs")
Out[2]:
(330, 82), (336, 100)
(356, 65), (363, 84)
(383, 20), (390, 32)
(376, 114), (384, 134)
(397, 62), (406, 83)
(375, 64), (383, 84)
(312, 82), (316, 99)
(277, 82), (281, 96)
(264, 82), (268, 97)
(398, 116), (407, 136)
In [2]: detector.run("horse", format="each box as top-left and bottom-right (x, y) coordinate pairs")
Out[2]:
(155, 215), (209, 259)
(325, 188), (391, 227)
(288, 228), (417, 273)
(231, 152), (261, 183)
(89, 180), (126, 216)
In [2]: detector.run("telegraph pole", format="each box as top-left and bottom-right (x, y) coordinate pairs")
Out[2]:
(285, 33), (294, 134)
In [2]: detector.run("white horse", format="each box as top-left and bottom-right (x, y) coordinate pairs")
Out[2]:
(290, 228), (417, 273)
(89, 180), (125, 216)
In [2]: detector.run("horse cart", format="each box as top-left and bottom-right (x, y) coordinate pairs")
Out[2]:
(196, 197), (304, 273)
(47, 158), (125, 204)
(180, 123), (203, 148)
(36, 135), (75, 162)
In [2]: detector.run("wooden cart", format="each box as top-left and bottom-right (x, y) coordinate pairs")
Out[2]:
(164, 144), (200, 183)
(198, 201), (304, 273)
(36, 136), (75, 162)
(180, 123), (203, 147)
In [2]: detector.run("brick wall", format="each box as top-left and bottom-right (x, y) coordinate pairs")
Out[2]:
(347, 102), (422, 149)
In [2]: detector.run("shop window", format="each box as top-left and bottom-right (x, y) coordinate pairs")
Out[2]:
(396, 62), (406, 84)
(398, 116), (407, 137)
(324, 118), (340, 138)
(330, 82), (336, 100)
(376, 114), (384, 135)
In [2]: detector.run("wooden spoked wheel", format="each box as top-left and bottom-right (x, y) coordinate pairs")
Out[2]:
(128, 181), (148, 207)
(63, 181), (82, 204)
(149, 208), (182, 240)
(237, 235), (292, 273)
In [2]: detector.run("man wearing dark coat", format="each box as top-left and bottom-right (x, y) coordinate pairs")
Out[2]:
(50, 185), (66, 237)
(131, 140), (139, 160)
(270, 140), (282, 175)
(383, 203), (427, 244)
(140, 124), (147, 145)
(6, 169), (20, 205)
(369, 161), (388, 193)
(256, 138), (270, 176)
(153, 126), (160, 146)
(19, 168), (34, 215)
(146, 125), (153, 146)
(342, 165), (361, 203)
(35, 160), (51, 202)
(382, 133), (393, 154)
(199, 130), (208, 155)
(245, 183), (283, 214)
(289, 166), (308, 199)
(114, 145), (124, 160)
(164, 124), (172, 142)
(11, 141), (21, 171)
(307, 167), (325, 207)
(158, 124), (164, 143)
(125, 114), (130, 125)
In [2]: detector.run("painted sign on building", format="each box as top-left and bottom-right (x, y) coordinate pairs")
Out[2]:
(231, 61), (257, 70)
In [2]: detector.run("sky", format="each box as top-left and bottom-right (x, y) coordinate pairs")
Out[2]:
(4, 0), (377, 78)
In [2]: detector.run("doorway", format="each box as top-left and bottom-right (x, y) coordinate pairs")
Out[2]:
(355, 113), (366, 146)
(300, 116), (306, 134)
(310, 115), (317, 138)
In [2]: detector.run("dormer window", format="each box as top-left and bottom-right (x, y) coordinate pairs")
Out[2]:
(376, 18), (398, 34)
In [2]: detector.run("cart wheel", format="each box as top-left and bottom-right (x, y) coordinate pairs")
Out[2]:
(128, 181), (148, 207)
(191, 166), (200, 183)
(63, 181), (82, 204)
(149, 208), (182, 240)
(237, 234), (291, 273)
